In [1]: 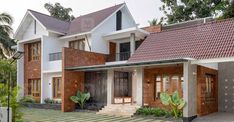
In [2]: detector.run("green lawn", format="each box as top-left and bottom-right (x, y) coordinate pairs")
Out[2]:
(21, 108), (171, 122)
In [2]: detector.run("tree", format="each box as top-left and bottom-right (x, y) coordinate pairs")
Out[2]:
(0, 13), (16, 59)
(44, 2), (75, 22)
(0, 60), (21, 122)
(148, 18), (163, 26)
(220, 0), (234, 19)
(159, 0), (230, 24)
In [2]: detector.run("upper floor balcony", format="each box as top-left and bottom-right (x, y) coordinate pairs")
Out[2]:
(103, 27), (149, 62)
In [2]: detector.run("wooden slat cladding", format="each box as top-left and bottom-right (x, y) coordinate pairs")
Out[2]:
(143, 65), (183, 108)
(197, 65), (218, 116)
(24, 41), (41, 97)
(108, 42), (116, 61)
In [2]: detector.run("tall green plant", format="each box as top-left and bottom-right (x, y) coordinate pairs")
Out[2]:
(70, 91), (90, 109)
(0, 84), (22, 121)
(160, 91), (186, 118)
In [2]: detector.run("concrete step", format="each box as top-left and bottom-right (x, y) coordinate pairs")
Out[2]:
(96, 104), (140, 117)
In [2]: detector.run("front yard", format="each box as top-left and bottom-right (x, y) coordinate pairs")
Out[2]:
(21, 108), (172, 122)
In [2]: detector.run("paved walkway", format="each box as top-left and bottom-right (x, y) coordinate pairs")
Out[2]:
(22, 108), (172, 122)
(193, 112), (234, 122)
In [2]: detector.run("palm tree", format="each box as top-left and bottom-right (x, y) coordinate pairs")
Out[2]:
(0, 13), (16, 59)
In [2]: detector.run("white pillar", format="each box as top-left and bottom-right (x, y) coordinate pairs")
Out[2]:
(107, 69), (114, 105)
(130, 33), (135, 56)
(136, 67), (144, 106)
(17, 43), (24, 101)
(183, 61), (197, 120)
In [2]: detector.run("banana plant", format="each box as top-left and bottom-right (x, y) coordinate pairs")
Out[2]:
(160, 91), (186, 118)
(70, 91), (90, 109)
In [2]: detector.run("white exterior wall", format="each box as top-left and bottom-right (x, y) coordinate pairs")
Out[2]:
(22, 20), (47, 40)
(183, 62), (197, 118)
(42, 36), (65, 73)
(198, 63), (218, 70)
(91, 6), (136, 54)
(42, 72), (62, 101)
(17, 43), (24, 99)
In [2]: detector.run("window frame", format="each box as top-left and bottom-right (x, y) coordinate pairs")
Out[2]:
(28, 41), (41, 61)
(69, 39), (85, 50)
(52, 77), (62, 99)
(116, 10), (122, 31)
(28, 79), (41, 98)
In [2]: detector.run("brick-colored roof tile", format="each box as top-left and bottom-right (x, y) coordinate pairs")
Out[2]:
(128, 18), (234, 63)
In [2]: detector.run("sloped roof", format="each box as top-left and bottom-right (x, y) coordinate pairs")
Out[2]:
(67, 3), (124, 35)
(128, 18), (234, 63)
(28, 10), (70, 34)
(28, 3), (124, 35)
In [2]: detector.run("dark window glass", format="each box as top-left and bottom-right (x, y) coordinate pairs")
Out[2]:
(116, 10), (122, 30)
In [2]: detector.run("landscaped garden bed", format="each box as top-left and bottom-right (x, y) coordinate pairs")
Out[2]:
(20, 96), (61, 110)
(135, 107), (182, 122)
(22, 103), (61, 110)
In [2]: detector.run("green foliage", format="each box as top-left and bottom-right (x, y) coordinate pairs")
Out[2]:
(20, 96), (35, 103)
(220, 1), (234, 19)
(44, 2), (75, 22)
(44, 98), (54, 104)
(0, 60), (16, 83)
(0, 84), (22, 122)
(70, 91), (90, 109)
(148, 18), (163, 26)
(136, 107), (171, 117)
(160, 91), (186, 118)
(0, 13), (16, 59)
(159, 0), (230, 24)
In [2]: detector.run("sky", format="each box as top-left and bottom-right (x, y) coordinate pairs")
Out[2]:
(0, 0), (164, 32)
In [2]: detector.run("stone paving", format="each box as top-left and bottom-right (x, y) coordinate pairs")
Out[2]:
(21, 108), (172, 122)
(193, 112), (234, 122)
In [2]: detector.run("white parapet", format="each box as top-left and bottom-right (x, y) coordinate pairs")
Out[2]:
(0, 107), (12, 122)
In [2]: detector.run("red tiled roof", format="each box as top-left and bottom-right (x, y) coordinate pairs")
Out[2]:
(28, 3), (124, 35)
(128, 18), (234, 63)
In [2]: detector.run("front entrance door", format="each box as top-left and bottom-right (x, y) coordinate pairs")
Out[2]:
(114, 71), (132, 104)
(197, 66), (218, 116)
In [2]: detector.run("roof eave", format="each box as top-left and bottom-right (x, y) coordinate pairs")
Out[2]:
(65, 58), (190, 71)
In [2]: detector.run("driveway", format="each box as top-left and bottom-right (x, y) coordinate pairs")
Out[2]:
(22, 108), (171, 122)
(193, 112), (234, 122)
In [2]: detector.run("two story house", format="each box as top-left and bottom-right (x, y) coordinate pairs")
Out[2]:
(15, 3), (234, 122)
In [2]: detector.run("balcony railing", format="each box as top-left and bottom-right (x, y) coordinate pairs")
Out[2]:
(49, 52), (62, 61)
(107, 52), (131, 62)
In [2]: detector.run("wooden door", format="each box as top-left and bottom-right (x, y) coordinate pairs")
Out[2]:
(53, 77), (61, 98)
(197, 66), (218, 116)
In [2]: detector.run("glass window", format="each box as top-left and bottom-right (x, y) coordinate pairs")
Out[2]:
(116, 10), (122, 30)
(53, 77), (61, 98)
(29, 42), (41, 61)
(163, 76), (170, 92)
(69, 39), (85, 50)
(205, 74), (214, 97)
(154, 75), (162, 100)
(28, 79), (41, 98)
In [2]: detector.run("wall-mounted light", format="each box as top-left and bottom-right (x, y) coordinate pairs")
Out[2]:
(147, 80), (150, 87)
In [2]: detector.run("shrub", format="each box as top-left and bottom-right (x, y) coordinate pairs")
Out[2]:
(44, 98), (54, 104)
(136, 107), (171, 117)
(70, 90), (90, 109)
(160, 91), (186, 118)
(20, 96), (35, 103)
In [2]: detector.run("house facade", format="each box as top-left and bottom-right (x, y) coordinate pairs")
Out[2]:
(15, 3), (234, 122)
